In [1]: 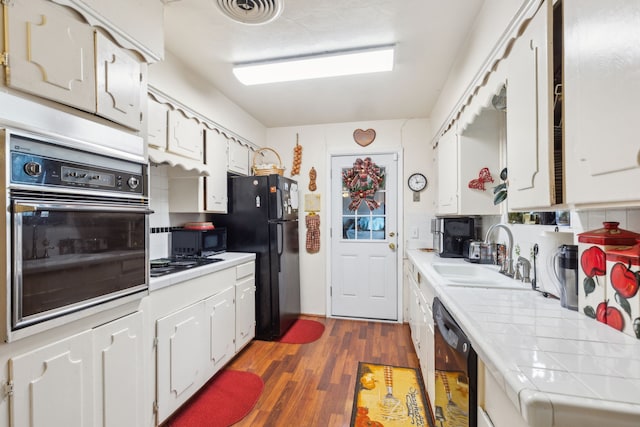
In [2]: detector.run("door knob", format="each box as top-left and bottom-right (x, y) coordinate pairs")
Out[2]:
(389, 243), (396, 250)
(389, 232), (395, 237)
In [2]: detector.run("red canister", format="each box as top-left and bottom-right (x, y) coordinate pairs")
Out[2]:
(577, 222), (640, 327)
(606, 241), (640, 338)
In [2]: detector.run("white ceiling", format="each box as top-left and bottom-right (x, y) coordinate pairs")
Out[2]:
(163, 0), (485, 128)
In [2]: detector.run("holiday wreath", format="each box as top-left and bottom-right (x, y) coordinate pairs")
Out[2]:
(342, 157), (386, 211)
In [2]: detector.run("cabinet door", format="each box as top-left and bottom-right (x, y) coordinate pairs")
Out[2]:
(92, 311), (144, 427)
(147, 96), (169, 150)
(6, 0), (96, 112)
(156, 301), (206, 423)
(564, 0), (640, 205)
(205, 129), (229, 213)
(506, 0), (555, 209)
(235, 275), (256, 351)
(9, 330), (94, 427)
(167, 109), (204, 161)
(228, 139), (250, 175)
(437, 129), (459, 214)
(204, 286), (236, 377)
(95, 31), (146, 130)
(51, 0), (164, 61)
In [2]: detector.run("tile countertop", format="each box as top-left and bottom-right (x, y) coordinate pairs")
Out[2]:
(149, 252), (256, 292)
(406, 249), (640, 427)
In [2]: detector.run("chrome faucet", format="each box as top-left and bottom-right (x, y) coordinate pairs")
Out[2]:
(484, 223), (514, 277)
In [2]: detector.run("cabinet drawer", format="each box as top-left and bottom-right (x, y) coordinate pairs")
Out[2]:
(236, 262), (255, 280)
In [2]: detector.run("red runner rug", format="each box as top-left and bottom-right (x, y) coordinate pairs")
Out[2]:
(277, 319), (325, 344)
(166, 370), (263, 427)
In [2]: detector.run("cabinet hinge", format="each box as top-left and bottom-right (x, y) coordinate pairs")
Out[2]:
(0, 52), (8, 67)
(153, 400), (158, 414)
(3, 380), (13, 398)
(152, 337), (158, 348)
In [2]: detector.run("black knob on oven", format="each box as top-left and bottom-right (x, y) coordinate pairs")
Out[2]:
(24, 161), (42, 177)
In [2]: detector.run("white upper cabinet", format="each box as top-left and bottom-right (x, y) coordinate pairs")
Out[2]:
(95, 31), (147, 130)
(6, 0), (96, 113)
(147, 95), (169, 151)
(228, 139), (250, 175)
(51, 0), (164, 62)
(167, 109), (204, 161)
(505, 0), (555, 210)
(205, 128), (229, 213)
(4, 0), (147, 130)
(564, 0), (640, 206)
(437, 128), (459, 215)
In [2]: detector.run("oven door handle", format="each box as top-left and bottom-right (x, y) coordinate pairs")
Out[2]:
(13, 202), (153, 214)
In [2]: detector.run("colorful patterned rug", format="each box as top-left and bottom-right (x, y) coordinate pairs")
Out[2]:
(351, 362), (434, 427)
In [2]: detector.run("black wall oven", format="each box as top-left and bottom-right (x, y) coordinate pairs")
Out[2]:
(6, 130), (150, 338)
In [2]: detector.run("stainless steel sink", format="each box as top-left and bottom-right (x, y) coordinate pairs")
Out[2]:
(431, 263), (530, 290)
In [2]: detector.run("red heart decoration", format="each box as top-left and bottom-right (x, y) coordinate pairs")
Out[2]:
(353, 129), (376, 147)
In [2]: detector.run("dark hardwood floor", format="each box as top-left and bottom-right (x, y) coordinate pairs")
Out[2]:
(226, 315), (420, 427)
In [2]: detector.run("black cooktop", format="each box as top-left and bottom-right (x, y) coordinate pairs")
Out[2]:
(150, 256), (224, 277)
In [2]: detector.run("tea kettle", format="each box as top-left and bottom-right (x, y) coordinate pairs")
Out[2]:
(550, 244), (579, 310)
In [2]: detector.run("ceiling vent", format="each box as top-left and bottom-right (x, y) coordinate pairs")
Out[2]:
(214, 0), (284, 25)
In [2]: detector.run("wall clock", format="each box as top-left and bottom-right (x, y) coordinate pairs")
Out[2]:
(408, 173), (427, 192)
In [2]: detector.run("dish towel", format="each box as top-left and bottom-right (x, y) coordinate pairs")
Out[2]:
(306, 214), (320, 253)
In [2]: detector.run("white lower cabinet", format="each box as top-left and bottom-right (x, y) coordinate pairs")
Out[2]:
(8, 311), (143, 427)
(477, 360), (528, 427)
(156, 301), (206, 423)
(153, 260), (256, 424)
(235, 262), (256, 351)
(92, 311), (144, 427)
(204, 286), (236, 376)
(407, 260), (436, 413)
(9, 330), (94, 427)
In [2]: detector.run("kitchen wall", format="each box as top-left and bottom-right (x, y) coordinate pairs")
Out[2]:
(148, 51), (267, 147)
(266, 118), (432, 316)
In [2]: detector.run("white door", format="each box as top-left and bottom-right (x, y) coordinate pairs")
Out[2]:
(331, 153), (399, 320)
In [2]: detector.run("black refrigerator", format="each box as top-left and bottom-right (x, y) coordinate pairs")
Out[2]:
(213, 174), (300, 340)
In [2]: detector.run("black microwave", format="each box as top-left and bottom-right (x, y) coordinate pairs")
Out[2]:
(171, 228), (227, 257)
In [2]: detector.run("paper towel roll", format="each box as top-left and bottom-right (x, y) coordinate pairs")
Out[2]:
(535, 230), (575, 296)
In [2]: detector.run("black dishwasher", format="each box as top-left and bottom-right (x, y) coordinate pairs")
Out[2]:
(433, 297), (477, 427)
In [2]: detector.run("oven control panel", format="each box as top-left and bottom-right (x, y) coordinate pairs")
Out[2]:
(9, 134), (146, 196)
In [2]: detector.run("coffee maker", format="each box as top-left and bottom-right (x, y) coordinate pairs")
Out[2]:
(431, 216), (476, 258)
(553, 244), (579, 310)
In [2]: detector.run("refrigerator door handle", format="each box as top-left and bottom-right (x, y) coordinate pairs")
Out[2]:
(277, 222), (284, 258)
(276, 188), (283, 219)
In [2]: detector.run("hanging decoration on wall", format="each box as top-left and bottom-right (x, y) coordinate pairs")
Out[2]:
(353, 128), (376, 147)
(342, 157), (385, 211)
(493, 167), (508, 205)
(291, 133), (302, 176)
(308, 167), (317, 192)
(468, 167), (494, 191)
(305, 214), (320, 253)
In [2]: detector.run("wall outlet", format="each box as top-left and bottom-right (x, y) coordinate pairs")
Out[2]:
(411, 226), (419, 239)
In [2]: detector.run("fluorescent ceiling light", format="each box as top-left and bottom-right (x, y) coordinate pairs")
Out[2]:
(233, 45), (395, 85)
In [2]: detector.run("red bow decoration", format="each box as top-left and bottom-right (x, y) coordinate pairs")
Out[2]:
(468, 167), (494, 191)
